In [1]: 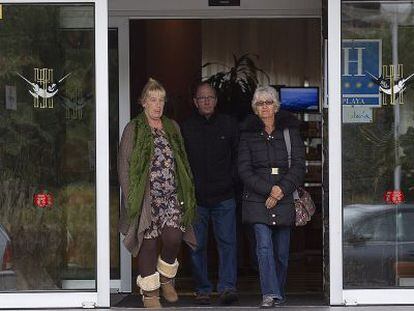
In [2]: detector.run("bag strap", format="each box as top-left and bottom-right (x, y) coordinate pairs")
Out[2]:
(283, 128), (292, 167)
(283, 128), (299, 200)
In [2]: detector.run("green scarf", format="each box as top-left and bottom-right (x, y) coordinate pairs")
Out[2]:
(128, 113), (196, 226)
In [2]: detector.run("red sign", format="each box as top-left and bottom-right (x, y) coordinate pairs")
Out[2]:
(384, 190), (405, 205)
(33, 191), (54, 209)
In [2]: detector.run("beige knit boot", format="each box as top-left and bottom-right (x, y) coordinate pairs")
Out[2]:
(136, 272), (162, 308)
(157, 256), (179, 303)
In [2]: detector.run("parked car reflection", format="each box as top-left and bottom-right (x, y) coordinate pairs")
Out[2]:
(344, 203), (414, 288)
(0, 224), (16, 290)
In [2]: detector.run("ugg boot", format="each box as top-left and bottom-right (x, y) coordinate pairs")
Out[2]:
(136, 272), (162, 308)
(157, 256), (179, 303)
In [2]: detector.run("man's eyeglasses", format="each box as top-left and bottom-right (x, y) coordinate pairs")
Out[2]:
(255, 100), (274, 107)
(196, 96), (216, 102)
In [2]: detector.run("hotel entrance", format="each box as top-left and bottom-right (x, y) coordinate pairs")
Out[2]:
(3, 0), (414, 309)
(108, 3), (326, 308)
(0, 0), (328, 308)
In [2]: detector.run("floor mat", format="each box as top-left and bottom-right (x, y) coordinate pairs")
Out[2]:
(111, 293), (326, 308)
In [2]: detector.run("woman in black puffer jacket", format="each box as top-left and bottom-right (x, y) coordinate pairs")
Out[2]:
(238, 86), (305, 308)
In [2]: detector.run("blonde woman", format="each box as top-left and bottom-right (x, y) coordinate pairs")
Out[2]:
(118, 78), (196, 308)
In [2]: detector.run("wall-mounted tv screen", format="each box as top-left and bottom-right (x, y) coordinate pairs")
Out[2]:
(279, 87), (319, 112)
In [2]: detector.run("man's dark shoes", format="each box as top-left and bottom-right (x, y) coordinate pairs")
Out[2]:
(274, 297), (286, 305)
(219, 290), (238, 305)
(194, 292), (211, 305)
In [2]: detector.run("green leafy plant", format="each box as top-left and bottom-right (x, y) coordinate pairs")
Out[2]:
(203, 53), (269, 120)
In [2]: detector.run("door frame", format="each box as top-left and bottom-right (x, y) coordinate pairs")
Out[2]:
(109, 16), (132, 294)
(327, 0), (343, 305)
(0, 0), (109, 308)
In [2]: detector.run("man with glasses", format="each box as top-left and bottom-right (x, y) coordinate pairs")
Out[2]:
(181, 82), (239, 306)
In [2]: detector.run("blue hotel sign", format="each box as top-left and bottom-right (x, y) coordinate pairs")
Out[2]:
(342, 39), (382, 107)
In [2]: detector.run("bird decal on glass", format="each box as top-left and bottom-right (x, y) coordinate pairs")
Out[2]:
(366, 71), (414, 96)
(16, 72), (71, 99)
(59, 92), (93, 120)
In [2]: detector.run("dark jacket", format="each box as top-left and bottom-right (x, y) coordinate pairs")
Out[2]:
(181, 112), (239, 206)
(238, 111), (305, 226)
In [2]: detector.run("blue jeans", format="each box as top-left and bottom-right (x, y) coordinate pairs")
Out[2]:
(191, 198), (237, 294)
(253, 223), (291, 300)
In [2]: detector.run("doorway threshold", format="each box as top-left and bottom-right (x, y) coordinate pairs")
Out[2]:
(111, 292), (326, 309)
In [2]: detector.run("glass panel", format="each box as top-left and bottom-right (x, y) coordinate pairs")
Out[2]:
(342, 1), (414, 288)
(0, 4), (96, 291)
(108, 28), (120, 280)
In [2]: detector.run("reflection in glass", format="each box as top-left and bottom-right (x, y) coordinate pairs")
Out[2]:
(342, 2), (414, 288)
(0, 4), (96, 290)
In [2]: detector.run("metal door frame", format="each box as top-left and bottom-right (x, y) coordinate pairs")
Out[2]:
(109, 16), (132, 294)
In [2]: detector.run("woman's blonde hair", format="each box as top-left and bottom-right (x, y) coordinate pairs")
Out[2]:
(140, 78), (166, 104)
(251, 86), (280, 113)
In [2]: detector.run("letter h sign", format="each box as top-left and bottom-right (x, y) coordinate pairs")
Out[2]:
(342, 39), (382, 107)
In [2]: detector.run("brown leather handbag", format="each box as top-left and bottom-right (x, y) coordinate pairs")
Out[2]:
(283, 128), (316, 226)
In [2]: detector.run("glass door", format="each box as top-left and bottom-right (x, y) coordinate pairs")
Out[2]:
(340, 0), (414, 305)
(0, 0), (109, 308)
(108, 16), (131, 294)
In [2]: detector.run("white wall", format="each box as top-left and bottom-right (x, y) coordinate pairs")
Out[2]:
(109, 0), (322, 18)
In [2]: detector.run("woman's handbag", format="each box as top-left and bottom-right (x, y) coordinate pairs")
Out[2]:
(283, 129), (316, 226)
(293, 186), (316, 226)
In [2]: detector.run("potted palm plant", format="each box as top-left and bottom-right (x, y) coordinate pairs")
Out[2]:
(203, 54), (269, 120)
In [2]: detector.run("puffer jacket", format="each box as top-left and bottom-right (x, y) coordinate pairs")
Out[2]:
(238, 111), (305, 226)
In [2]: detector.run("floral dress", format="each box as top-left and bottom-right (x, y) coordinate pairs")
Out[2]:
(143, 127), (185, 239)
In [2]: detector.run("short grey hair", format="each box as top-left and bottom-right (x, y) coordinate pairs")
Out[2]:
(251, 86), (280, 113)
